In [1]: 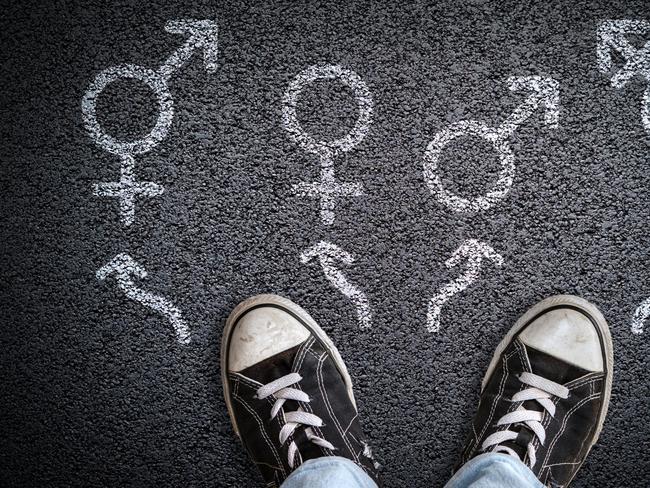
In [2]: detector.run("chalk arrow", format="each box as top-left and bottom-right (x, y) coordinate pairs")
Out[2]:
(597, 20), (650, 88)
(427, 239), (504, 333)
(301, 241), (372, 329)
(97, 253), (191, 344)
(498, 76), (560, 138)
(597, 20), (650, 133)
(631, 296), (650, 334)
(158, 19), (218, 80)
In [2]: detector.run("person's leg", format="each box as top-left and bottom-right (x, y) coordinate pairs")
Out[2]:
(281, 456), (378, 488)
(450, 295), (613, 487)
(221, 295), (380, 487)
(445, 453), (543, 488)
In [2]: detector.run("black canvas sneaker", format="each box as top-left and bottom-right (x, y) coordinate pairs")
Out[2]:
(221, 294), (380, 487)
(458, 295), (613, 487)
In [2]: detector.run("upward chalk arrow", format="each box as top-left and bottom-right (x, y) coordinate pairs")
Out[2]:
(301, 241), (372, 329)
(427, 240), (504, 333)
(97, 253), (191, 344)
(158, 19), (219, 80)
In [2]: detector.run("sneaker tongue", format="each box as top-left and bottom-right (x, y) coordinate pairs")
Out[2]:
(524, 345), (589, 384)
(499, 428), (535, 461)
(239, 342), (304, 385)
(238, 340), (328, 465)
(495, 344), (591, 462)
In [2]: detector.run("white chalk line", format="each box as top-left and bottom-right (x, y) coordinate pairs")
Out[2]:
(83, 19), (218, 225)
(301, 241), (372, 329)
(632, 296), (650, 334)
(283, 64), (373, 225)
(93, 155), (164, 226)
(427, 239), (504, 333)
(97, 253), (191, 344)
(159, 19), (218, 80)
(423, 76), (560, 213)
(597, 19), (650, 133)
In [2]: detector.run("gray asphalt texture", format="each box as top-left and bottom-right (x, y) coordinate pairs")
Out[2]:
(2, 1), (650, 486)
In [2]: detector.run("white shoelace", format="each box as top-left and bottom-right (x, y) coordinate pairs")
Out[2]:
(482, 372), (569, 468)
(255, 372), (335, 468)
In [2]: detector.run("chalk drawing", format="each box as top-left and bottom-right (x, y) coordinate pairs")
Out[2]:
(599, 21), (650, 333)
(300, 241), (372, 328)
(97, 253), (191, 343)
(93, 154), (164, 227)
(82, 19), (218, 225)
(598, 20), (650, 133)
(283, 65), (373, 225)
(632, 297), (650, 334)
(423, 76), (559, 212)
(427, 239), (504, 332)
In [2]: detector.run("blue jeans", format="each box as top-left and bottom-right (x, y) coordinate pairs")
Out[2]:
(281, 453), (544, 487)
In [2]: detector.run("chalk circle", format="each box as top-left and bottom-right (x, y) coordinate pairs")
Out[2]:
(82, 64), (174, 155)
(423, 120), (515, 213)
(282, 64), (373, 157)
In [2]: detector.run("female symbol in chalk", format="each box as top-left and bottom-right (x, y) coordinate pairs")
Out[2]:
(423, 76), (559, 213)
(283, 65), (373, 225)
(82, 19), (218, 226)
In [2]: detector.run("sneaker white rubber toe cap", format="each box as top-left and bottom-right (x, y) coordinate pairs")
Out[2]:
(227, 305), (311, 372)
(519, 308), (604, 372)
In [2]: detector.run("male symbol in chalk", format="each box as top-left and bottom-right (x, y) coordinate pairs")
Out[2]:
(423, 76), (559, 213)
(82, 19), (218, 226)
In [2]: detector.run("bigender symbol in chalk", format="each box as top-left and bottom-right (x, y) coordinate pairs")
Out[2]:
(301, 241), (372, 329)
(427, 239), (504, 333)
(631, 297), (650, 334)
(82, 19), (218, 226)
(598, 20), (650, 133)
(97, 253), (191, 343)
(423, 76), (559, 212)
(283, 65), (373, 225)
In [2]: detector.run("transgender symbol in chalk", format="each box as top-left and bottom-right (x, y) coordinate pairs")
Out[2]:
(283, 65), (373, 225)
(82, 19), (218, 226)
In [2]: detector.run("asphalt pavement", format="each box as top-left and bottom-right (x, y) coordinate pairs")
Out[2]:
(1, 0), (649, 486)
